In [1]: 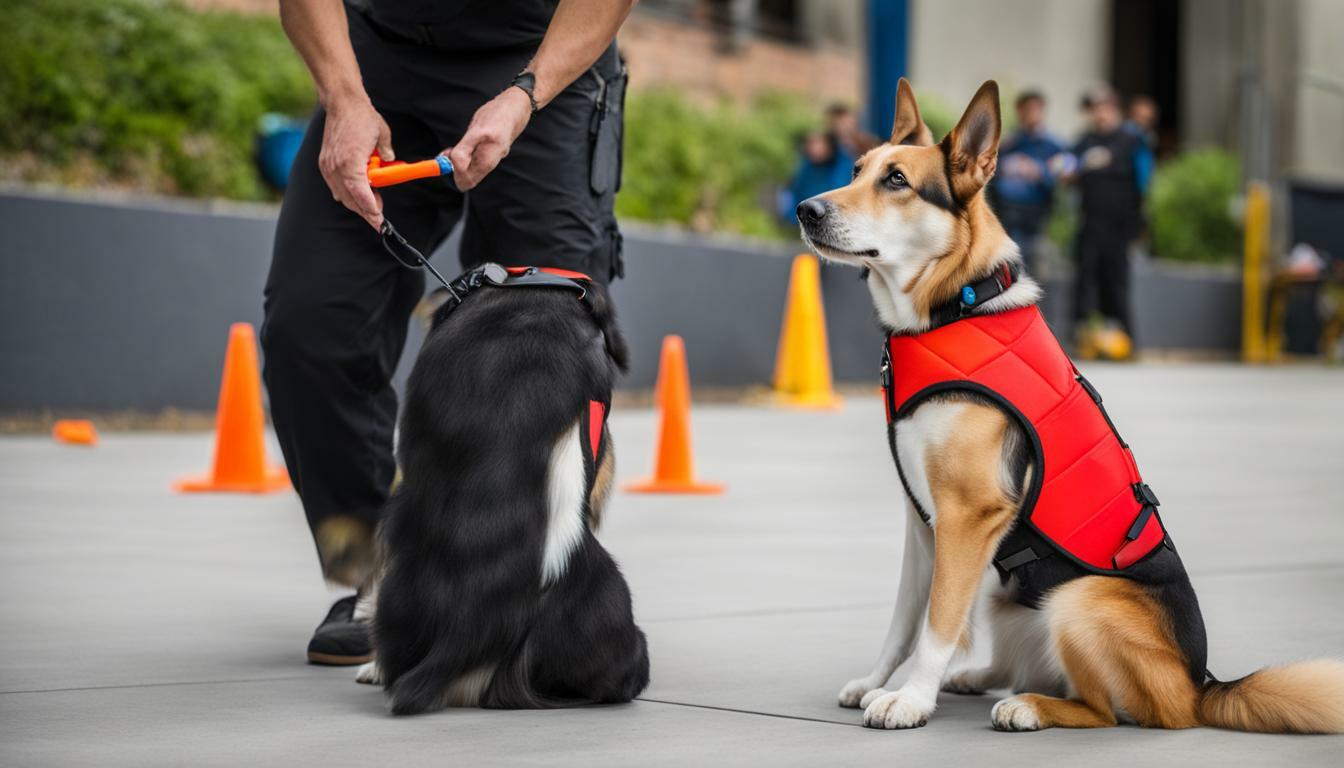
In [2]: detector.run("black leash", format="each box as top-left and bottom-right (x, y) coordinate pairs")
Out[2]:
(380, 219), (460, 302)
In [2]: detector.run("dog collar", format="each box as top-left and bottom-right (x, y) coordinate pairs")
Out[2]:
(921, 262), (1020, 333)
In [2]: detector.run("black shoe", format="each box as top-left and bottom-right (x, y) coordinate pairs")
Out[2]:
(307, 595), (372, 666)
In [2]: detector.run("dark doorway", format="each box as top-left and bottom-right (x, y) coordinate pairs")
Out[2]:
(1110, 0), (1182, 158)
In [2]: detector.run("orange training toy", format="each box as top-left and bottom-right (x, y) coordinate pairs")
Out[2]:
(367, 152), (454, 188)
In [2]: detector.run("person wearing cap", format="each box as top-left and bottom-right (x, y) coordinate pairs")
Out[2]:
(1064, 84), (1154, 358)
(262, 0), (636, 666)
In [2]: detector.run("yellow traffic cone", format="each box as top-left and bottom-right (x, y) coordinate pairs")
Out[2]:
(772, 254), (842, 409)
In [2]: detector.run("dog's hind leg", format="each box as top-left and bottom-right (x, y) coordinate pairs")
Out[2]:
(991, 577), (1199, 731)
(838, 497), (934, 708)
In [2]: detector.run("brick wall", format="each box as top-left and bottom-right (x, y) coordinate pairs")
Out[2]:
(619, 13), (861, 105)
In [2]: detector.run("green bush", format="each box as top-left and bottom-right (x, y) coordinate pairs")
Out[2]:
(1149, 148), (1242, 263)
(0, 0), (314, 199)
(618, 89), (817, 238)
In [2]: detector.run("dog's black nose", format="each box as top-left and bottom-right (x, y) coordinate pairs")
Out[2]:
(796, 198), (829, 226)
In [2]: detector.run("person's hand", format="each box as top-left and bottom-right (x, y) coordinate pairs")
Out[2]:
(319, 96), (394, 229)
(446, 87), (533, 191)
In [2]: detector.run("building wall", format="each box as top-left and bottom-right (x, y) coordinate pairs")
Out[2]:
(1180, 0), (1243, 152)
(907, 0), (1109, 138)
(1292, 0), (1344, 180)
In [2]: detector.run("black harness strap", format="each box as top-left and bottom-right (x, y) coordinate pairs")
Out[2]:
(380, 218), (589, 317)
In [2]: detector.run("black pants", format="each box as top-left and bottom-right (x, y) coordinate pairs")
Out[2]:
(1072, 218), (1133, 333)
(260, 7), (625, 585)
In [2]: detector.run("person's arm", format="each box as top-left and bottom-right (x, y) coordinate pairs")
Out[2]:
(280, 0), (393, 228)
(447, 0), (638, 191)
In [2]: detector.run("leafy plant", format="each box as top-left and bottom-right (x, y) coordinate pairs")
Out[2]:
(618, 89), (817, 238)
(1149, 148), (1242, 263)
(0, 0), (314, 199)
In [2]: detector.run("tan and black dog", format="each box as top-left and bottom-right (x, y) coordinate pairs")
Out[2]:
(798, 78), (1344, 733)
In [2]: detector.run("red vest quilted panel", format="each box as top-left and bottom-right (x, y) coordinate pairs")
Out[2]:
(883, 306), (1165, 572)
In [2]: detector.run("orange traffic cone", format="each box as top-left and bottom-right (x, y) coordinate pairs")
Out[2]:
(773, 254), (842, 409)
(52, 419), (98, 446)
(175, 323), (289, 494)
(625, 335), (724, 495)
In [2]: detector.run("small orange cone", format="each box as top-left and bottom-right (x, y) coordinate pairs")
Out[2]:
(53, 419), (98, 446)
(625, 335), (724, 495)
(175, 323), (289, 494)
(772, 254), (842, 409)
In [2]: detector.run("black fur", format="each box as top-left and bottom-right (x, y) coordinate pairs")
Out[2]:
(373, 279), (648, 715)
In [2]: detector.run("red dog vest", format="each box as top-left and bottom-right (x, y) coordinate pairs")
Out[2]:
(882, 305), (1167, 576)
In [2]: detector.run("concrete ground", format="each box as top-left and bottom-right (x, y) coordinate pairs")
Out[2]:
(3, 363), (1343, 766)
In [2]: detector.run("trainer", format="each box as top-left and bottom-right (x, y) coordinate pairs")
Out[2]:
(262, 0), (634, 666)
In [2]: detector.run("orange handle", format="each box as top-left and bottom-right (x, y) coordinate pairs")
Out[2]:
(367, 153), (453, 188)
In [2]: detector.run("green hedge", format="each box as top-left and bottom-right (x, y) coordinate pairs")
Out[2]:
(0, 0), (313, 199)
(1149, 148), (1242, 263)
(1, 0), (992, 242)
(618, 89), (817, 238)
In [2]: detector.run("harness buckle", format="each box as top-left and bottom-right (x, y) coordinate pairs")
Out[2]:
(1132, 482), (1160, 508)
(1076, 375), (1103, 404)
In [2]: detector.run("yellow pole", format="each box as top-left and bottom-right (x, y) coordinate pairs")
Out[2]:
(1241, 182), (1269, 363)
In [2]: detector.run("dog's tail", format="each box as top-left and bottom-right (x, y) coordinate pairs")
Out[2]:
(1198, 660), (1344, 733)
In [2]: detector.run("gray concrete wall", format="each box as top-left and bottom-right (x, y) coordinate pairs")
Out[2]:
(0, 190), (1240, 412)
(907, 0), (1108, 138)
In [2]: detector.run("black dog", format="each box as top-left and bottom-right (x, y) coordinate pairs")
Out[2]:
(358, 269), (649, 715)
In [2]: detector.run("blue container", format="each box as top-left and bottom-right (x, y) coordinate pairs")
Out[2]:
(257, 113), (308, 191)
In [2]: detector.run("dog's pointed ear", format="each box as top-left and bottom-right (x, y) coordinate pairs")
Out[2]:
(945, 80), (1002, 199)
(890, 78), (934, 147)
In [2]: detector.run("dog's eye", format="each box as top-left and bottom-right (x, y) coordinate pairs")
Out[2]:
(885, 171), (909, 190)
(851, 163), (862, 181)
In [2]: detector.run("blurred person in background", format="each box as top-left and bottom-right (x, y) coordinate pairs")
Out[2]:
(1062, 84), (1154, 360)
(826, 103), (881, 158)
(990, 90), (1064, 272)
(1126, 93), (1160, 152)
(263, 0), (635, 667)
(781, 130), (852, 225)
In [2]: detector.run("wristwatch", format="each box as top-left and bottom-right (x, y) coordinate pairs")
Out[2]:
(510, 70), (539, 114)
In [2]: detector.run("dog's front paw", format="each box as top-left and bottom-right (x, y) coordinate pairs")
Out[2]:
(355, 661), (383, 686)
(862, 688), (934, 729)
(991, 695), (1041, 732)
(942, 669), (988, 696)
(838, 677), (881, 708)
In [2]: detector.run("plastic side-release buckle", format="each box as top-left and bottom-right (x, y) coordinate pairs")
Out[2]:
(1132, 482), (1160, 508)
(1077, 375), (1103, 404)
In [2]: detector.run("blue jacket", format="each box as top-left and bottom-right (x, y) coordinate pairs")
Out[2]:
(993, 129), (1065, 209)
(782, 147), (854, 223)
